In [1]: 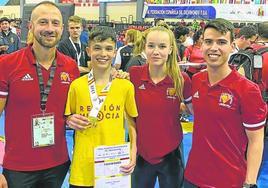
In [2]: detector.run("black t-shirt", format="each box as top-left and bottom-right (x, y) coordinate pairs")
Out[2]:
(119, 44), (134, 71)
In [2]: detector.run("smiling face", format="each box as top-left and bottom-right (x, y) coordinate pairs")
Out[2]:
(202, 28), (234, 69)
(87, 38), (116, 71)
(145, 30), (172, 68)
(1, 21), (10, 32)
(30, 3), (63, 49)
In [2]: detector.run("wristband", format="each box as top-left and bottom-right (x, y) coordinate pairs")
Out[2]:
(243, 183), (258, 188)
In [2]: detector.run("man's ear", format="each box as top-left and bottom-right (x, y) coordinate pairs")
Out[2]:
(28, 21), (33, 31)
(230, 42), (236, 52)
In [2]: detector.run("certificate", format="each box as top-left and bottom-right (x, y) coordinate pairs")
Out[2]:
(94, 143), (131, 188)
(95, 176), (130, 188)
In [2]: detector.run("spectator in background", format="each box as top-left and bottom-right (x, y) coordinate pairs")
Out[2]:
(116, 31), (125, 48)
(233, 25), (258, 52)
(154, 18), (165, 26)
(250, 21), (268, 139)
(114, 29), (140, 71)
(80, 18), (89, 46)
(251, 21), (268, 89)
(0, 17), (20, 55)
(9, 19), (18, 35)
(174, 25), (189, 61)
(192, 19), (199, 32)
(199, 19), (206, 29)
(58, 15), (89, 75)
(183, 29), (205, 78)
(180, 19), (187, 27)
(126, 30), (147, 71)
(183, 26), (194, 47)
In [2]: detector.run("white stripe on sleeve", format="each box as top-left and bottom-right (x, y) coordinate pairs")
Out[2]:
(184, 96), (192, 103)
(243, 119), (266, 128)
(0, 91), (8, 96)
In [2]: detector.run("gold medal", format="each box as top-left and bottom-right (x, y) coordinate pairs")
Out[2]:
(88, 116), (98, 128)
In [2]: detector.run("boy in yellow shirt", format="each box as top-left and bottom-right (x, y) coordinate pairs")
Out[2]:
(65, 26), (138, 187)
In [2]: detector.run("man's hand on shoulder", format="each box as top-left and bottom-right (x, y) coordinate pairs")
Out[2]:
(111, 68), (130, 80)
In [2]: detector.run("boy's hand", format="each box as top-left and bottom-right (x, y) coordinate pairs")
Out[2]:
(66, 114), (89, 130)
(119, 158), (136, 175)
(0, 174), (8, 188)
(120, 146), (137, 175)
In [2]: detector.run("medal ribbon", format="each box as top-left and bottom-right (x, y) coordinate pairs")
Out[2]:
(69, 37), (82, 66)
(88, 69), (112, 118)
(36, 59), (57, 113)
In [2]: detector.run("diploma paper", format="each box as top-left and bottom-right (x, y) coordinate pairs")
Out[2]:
(94, 143), (131, 188)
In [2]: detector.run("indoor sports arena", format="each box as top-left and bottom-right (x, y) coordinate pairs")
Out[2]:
(0, 0), (267, 188)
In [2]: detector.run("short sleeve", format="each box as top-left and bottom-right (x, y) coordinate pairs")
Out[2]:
(125, 82), (138, 118)
(241, 83), (267, 130)
(0, 56), (9, 98)
(65, 82), (77, 116)
(182, 72), (192, 104)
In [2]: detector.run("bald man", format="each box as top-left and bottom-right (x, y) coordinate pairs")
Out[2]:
(0, 1), (79, 187)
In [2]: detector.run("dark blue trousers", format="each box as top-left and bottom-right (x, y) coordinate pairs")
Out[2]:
(132, 146), (184, 188)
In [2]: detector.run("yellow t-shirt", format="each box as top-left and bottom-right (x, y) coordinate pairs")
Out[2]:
(65, 74), (138, 186)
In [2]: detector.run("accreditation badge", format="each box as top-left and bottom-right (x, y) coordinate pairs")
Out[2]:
(31, 113), (55, 148)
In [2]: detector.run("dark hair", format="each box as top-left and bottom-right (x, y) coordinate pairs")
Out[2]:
(193, 29), (203, 44)
(173, 26), (189, 40)
(258, 21), (268, 39)
(0, 17), (10, 23)
(236, 25), (257, 39)
(204, 18), (235, 42)
(89, 26), (116, 44)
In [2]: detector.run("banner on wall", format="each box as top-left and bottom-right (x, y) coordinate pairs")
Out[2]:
(144, 5), (216, 19)
(144, 4), (267, 21)
(214, 4), (267, 21)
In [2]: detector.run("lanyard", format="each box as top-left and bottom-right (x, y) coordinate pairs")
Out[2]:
(88, 70), (112, 118)
(36, 60), (57, 113)
(69, 37), (81, 66)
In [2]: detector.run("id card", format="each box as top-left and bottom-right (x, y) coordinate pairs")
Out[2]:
(32, 113), (55, 148)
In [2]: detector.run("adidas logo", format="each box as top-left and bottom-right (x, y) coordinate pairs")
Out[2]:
(21, 74), (33, 81)
(193, 91), (199, 98)
(138, 84), (146, 90)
